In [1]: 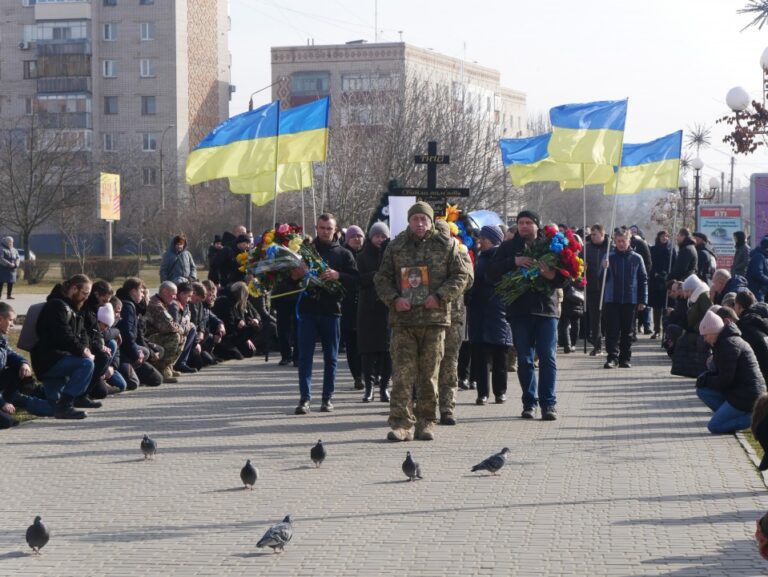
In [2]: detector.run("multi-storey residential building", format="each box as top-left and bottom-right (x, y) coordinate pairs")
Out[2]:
(0, 0), (231, 253)
(271, 41), (526, 138)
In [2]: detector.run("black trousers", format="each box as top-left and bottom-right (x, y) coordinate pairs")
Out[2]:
(471, 343), (509, 399)
(458, 340), (472, 382)
(361, 352), (392, 385)
(275, 300), (297, 362)
(586, 291), (603, 350)
(0, 282), (14, 298)
(342, 328), (362, 382)
(558, 315), (581, 349)
(604, 303), (637, 362)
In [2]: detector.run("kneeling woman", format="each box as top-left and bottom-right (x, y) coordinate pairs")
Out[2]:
(213, 282), (261, 360)
(696, 309), (766, 433)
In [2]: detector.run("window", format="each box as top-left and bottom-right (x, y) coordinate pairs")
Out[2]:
(103, 23), (117, 41)
(291, 71), (330, 96)
(103, 60), (117, 78)
(142, 167), (157, 185)
(140, 0), (154, 4)
(140, 22), (155, 41)
(104, 96), (118, 115)
(142, 132), (157, 151)
(141, 96), (156, 115)
(103, 133), (117, 152)
(139, 59), (156, 78)
(36, 21), (88, 41)
(103, 0), (117, 5)
(25, 97), (35, 115)
(341, 73), (399, 92)
(23, 60), (37, 79)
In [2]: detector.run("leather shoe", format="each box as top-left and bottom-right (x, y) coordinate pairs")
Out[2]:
(174, 364), (197, 374)
(619, 360), (632, 368)
(603, 359), (618, 369)
(475, 396), (488, 405)
(294, 400), (310, 415)
(74, 396), (102, 409)
(439, 412), (456, 425)
(495, 394), (507, 404)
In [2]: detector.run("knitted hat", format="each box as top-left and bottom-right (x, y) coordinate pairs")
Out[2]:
(369, 221), (390, 239)
(235, 234), (250, 245)
(699, 310), (725, 336)
(214, 234), (222, 243)
(346, 225), (364, 239)
(693, 231), (708, 243)
(98, 303), (115, 327)
(516, 209), (541, 227)
(761, 235), (768, 250)
(407, 201), (434, 222)
(479, 225), (503, 246)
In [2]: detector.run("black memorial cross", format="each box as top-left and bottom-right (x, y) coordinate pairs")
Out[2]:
(390, 141), (470, 214)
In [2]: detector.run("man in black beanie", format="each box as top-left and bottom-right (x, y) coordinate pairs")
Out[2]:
(487, 210), (567, 421)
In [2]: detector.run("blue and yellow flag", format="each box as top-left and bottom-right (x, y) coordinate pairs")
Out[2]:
(500, 134), (612, 188)
(548, 99), (628, 166)
(185, 101), (280, 185)
(277, 97), (329, 164)
(605, 130), (682, 195)
(228, 163), (314, 206)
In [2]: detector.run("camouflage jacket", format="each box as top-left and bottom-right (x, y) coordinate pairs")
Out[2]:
(374, 223), (471, 327)
(144, 294), (184, 338)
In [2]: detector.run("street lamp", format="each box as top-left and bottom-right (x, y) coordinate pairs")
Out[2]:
(678, 176), (690, 229)
(708, 176), (720, 203)
(159, 124), (174, 211)
(248, 76), (286, 111)
(720, 47), (768, 154)
(691, 157), (704, 230)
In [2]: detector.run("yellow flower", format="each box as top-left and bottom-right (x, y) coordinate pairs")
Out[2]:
(288, 237), (303, 253)
(264, 232), (275, 245)
(248, 281), (262, 298)
(445, 204), (461, 222)
(448, 222), (460, 236)
(236, 252), (248, 265)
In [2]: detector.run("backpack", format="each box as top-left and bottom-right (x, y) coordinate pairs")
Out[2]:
(18, 301), (72, 352)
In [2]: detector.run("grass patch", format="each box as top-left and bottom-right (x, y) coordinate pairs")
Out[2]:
(14, 262), (163, 294)
(743, 429), (765, 463)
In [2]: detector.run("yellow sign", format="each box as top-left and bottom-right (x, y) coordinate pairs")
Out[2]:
(99, 172), (121, 221)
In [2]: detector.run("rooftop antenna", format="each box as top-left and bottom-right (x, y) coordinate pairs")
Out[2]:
(398, 30), (403, 42)
(374, 0), (378, 42)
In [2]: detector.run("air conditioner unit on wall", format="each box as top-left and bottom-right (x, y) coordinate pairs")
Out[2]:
(19, 42), (30, 50)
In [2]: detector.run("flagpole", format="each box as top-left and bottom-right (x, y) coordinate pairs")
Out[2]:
(271, 104), (282, 226)
(300, 166), (306, 233)
(582, 164), (588, 354)
(310, 163), (317, 226)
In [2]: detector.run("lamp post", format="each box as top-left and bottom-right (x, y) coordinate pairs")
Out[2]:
(159, 124), (174, 211)
(720, 47), (768, 155)
(678, 176), (689, 230)
(691, 157), (704, 230)
(708, 176), (720, 204)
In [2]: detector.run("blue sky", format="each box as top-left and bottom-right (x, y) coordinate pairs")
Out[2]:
(229, 0), (768, 185)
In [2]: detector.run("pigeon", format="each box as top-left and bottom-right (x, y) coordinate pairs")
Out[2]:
(256, 515), (293, 553)
(240, 459), (259, 489)
(310, 440), (326, 467)
(140, 434), (157, 460)
(471, 447), (511, 476)
(26, 516), (49, 554)
(402, 451), (422, 481)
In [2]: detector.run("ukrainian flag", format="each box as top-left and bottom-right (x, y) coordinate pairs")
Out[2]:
(228, 163), (314, 206)
(548, 99), (628, 166)
(185, 101), (280, 185)
(500, 134), (612, 188)
(605, 130), (683, 195)
(277, 97), (329, 163)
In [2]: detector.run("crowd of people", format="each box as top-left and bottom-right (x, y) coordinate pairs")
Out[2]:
(3, 206), (768, 447)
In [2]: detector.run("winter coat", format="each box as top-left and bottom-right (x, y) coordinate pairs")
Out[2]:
(0, 240), (20, 284)
(144, 294), (184, 339)
(630, 235), (652, 276)
(486, 233), (567, 319)
(732, 243), (750, 277)
(699, 323), (766, 412)
(208, 232), (237, 285)
(468, 246), (513, 346)
(747, 248), (768, 301)
(584, 236), (608, 296)
(0, 334), (29, 401)
(713, 275), (748, 305)
(687, 292), (713, 332)
(212, 294), (258, 336)
(649, 241), (674, 308)
(30, 285), (89, 378)
(375, 224), (471, 327)
(670, 238), (697, 281)
(159, 237), (197, 284)
(696, 243), (717, 283)
(297, 238), (358, 317)
(356, 240), (390, 354)
(189, 300), (223, 335)
(82, 294), (106, 352)
(603, 248), (648, 306)
(736, 302), (768, 382)
(115, 289), (146, 364)
(561, 284), (585, 318)
(341, 244), (362, 331)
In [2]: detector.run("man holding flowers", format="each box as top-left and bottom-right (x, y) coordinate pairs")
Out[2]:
(487, 210), (570, 421)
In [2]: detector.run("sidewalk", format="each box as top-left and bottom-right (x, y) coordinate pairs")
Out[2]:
(0, 339), (766, 576)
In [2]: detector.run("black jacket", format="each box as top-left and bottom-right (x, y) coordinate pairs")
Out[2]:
(584, 236), (608, 295)
(356, 240), (389, 354)
(736, 302), (768, 382)
(700, 323), (766, 412)
(468, 246), (513, 346)
(670, 238), (697, 281)
(696, 243), (717, 283)
(341, 244), (362, 331)
(649, 241), (674, 308)
(31, 285), (89, 378)
(298, 238), (358, 317)
(486, 234), (566, 318)
(115, 288), (147, 364)
(630, 235), (652, 275)
(212, 294), (258, 336)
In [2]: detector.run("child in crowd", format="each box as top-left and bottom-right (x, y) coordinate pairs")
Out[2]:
(97, 303), (129, 393)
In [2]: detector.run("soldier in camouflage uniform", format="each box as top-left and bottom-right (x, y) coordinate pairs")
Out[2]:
(374, 202), (471, 441)
(435, 220), (474, 425)
(144, 281), (186, 382)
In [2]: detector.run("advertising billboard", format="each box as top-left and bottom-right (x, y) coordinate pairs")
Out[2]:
(697, 205), (743, 269)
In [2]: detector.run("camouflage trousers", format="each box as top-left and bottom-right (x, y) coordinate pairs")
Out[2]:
(389, 326), (445, 430)
(437, 323), (463, 415)
(147, 332), (184, 375)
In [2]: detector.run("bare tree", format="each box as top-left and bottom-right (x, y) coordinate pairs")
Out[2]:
(0, 114), (94, 255)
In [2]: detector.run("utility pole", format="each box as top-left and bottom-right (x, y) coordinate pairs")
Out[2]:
(721, 171), (725, 204)
(730, 156), (735, 204)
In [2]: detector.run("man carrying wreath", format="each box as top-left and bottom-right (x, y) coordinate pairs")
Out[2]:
(487, 210), (568, 421)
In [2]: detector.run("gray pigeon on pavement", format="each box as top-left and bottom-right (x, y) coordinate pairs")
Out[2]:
(256, 515), (293, 553)
(402, 451), (422, 481)
(141, 434), (156, 460)
(310, 440), (326, 467)
(471, 447), (511, 475)
(240, 459), (258, 489)
(26, 516), (49, 554)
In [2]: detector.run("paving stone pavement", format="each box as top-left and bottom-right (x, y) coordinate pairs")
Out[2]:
(1, 338), (768, 576)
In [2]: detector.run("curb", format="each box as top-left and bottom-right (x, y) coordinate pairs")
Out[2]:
(736, 430), (768, 488)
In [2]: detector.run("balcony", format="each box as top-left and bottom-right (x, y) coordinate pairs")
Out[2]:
(36, 40), (91, 56)
(37, 76), (91, 93)
(37, 54), (91, 77)
(38, 111), (92, 130)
